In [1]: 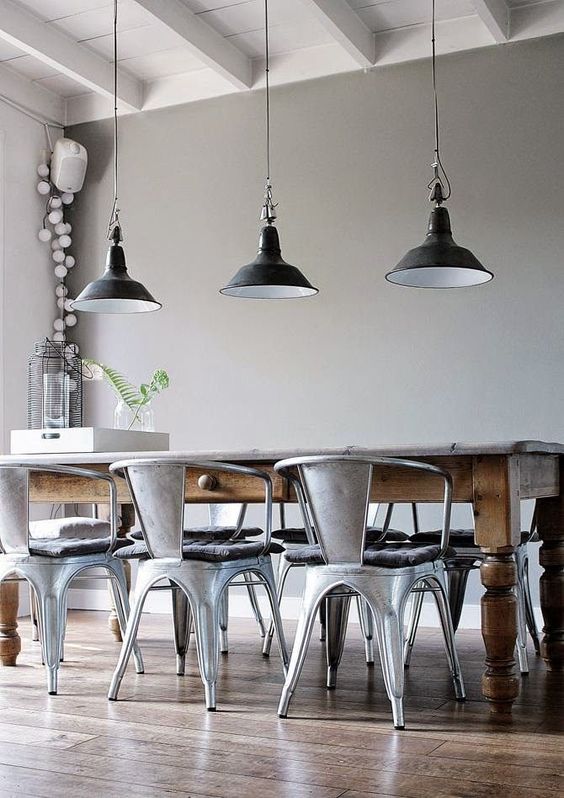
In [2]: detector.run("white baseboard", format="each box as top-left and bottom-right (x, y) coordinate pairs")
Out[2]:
(66, 587), (543, 630)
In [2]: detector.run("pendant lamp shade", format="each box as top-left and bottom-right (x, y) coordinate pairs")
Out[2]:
(387, 0), (493, 289)
(72, 228), (161, 313)
(72, 0), (160, 315)
(220, 225), (317, 299)
(385, 206), (493, 288)
(220, 0), (317, 300)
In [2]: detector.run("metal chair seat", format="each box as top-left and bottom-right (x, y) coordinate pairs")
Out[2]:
(263, 516), (412, 659)
(284, 541), (446, 567)
(29, 536), (117, 558)
(272, 526), (409, 544)
(129, 525), (264, 541)
(116, 538), (284, 562)
(129, 520), (269, 650)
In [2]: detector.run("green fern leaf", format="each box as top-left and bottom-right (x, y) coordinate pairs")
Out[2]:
(82, 359), (141, 410)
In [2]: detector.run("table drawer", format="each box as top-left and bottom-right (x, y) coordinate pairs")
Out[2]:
(186, 466), (288, 503)
(29, 464), (289, 504)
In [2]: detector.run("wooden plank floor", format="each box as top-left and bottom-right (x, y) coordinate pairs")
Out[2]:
(0, 610), (563, 797)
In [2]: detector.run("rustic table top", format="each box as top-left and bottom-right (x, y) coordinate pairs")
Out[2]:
(1, 440), (564, 465)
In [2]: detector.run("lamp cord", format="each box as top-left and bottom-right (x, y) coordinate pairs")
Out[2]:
(428, 0), (451, 204)
(261, 0), (277, 223)
(107, 0), (121, 240)
(265, 0), (271, 187)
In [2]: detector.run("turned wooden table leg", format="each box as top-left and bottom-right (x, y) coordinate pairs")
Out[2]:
(0, 581), (21, 666)
(480, 551), (519, 713)
(473, 455), (521, 714)
(97, 503), (135, 642)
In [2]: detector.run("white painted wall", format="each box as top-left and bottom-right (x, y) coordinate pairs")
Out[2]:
(66, 35), (564, 614)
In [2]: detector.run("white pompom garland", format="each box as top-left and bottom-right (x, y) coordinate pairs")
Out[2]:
(37, 152), (80, 344)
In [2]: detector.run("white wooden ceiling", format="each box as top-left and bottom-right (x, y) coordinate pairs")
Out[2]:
(0, 0), (562, 125)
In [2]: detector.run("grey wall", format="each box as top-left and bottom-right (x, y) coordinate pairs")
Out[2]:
(0, 103), (62, 616)
(1, 105), (59, 453)
(68, 35), (564, 609)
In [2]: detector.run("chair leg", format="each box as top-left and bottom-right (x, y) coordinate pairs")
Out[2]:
(278, 571), (324, 718)
(59, 591), (68, 662)
(403, 585), (424, 668)
(371, 603), (406, 730)
(319, 597), (327, 642)
(171, 582), (191, 675)
(107, 562), (144, 674)
(325, 593), (351, 689)
(35, 589), (65, 695)
(193, 597), (221, 711)
(108, 573), (152, 701)
(254, 560), (289, 671)
(515, 575), (529, 674)
(522, 553), (540, 655)
(29, 586), (39, 642)
(429, 574), (466, 700)
(244, 571), (267, 638)
(357, 596), (375, 666)
(446, 566), (472, 632)
(218, 589), (229, 654)
(263, 555), (293, 657)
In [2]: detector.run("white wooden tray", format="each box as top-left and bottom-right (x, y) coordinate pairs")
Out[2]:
(10, 428), (170, 454)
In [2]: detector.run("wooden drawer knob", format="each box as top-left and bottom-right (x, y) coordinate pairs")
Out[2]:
(198, 474), (218, 492)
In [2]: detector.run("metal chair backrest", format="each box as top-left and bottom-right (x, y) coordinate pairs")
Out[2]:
(0, 463), (117, 556)
(0, 467), (30, 555)
(208, 503), (246, 531)
(110, 460), (273, 560)
(275, 456), (453, 566)
(374, 502), (420, 534)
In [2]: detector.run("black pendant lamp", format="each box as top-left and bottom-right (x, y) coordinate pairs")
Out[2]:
(73, 0), (161, 314)
(220, 0), (317, 299)
(386, 0), (493, 289)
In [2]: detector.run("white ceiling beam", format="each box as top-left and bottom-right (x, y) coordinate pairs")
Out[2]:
(471, 0), (510, 42)
(66, 2), (564, 125)
(511, 0), (564, 41)
(0, 0), (142, 111)
(298, 0), (375, 67)
(64, 16), (494, 125)
(132, 0), (252, 90)
(0, 62), (64, 126)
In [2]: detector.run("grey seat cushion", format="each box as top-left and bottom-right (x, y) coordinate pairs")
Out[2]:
(285, 541), (443, 568)
(29, 516), (111, 540)
(29, 536), (112, 558)
(129, 526), (264, 542)
(411, 529), (530, 547)
(116, 538), (284, 562)
(272, 527), (409, 544)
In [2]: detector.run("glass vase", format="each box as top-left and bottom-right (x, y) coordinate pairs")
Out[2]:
(114, 400), (154, 432)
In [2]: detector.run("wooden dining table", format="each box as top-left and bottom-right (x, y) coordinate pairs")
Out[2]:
(0, 440), (563, 716)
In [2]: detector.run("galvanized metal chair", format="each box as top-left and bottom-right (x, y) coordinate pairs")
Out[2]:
(107, 459), (289, 710)
(0, 463), (143, 694)
(274, 456), (465, 729)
